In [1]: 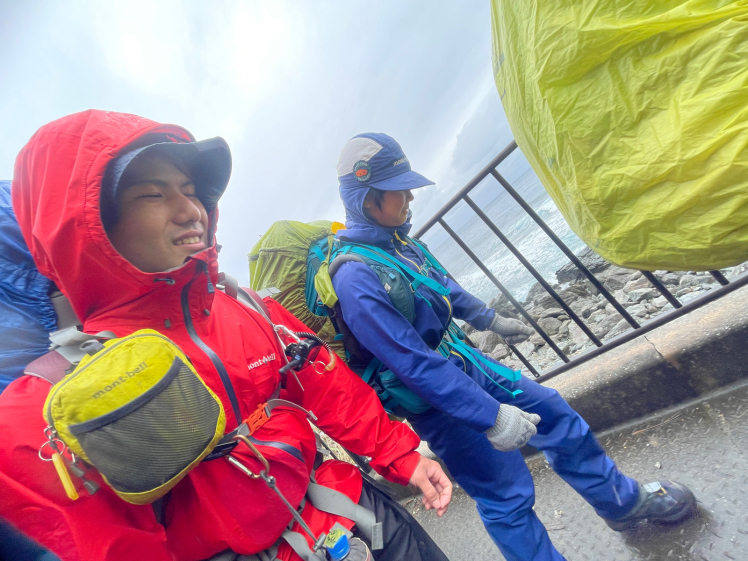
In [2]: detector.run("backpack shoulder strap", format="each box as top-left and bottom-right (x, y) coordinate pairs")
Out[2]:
(408, 237), (448, 275)
(23, 350), (71, 385)
(328, 253), (365, 278)
(217, 272), (273, 322)
(337, 244), (450, 297)
(240, 287), (272, 319)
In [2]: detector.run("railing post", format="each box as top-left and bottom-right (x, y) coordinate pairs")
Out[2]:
(438, 218), (570, 363)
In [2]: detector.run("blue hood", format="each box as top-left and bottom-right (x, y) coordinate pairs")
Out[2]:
(337, 183), (413, 247)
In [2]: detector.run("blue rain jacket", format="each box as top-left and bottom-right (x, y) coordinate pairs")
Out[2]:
(0, 181), (56, 392)
(333, 184), (501, 432)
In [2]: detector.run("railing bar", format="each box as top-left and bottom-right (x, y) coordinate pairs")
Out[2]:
(463, 194), (602, 350)
(413, 141), (518, 238)
(640, 271), (682, 309)
(488, 168), (641, 329)
(438, 217), (570, 363)
(508, 345), (540, 378)
(537, 271), (748, 382)
(709, 270), (730, 286)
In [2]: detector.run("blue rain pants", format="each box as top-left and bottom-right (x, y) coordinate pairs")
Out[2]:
(409, 353), (640, 561)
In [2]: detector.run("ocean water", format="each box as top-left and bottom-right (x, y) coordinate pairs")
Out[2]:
(420, 167), (587, 305)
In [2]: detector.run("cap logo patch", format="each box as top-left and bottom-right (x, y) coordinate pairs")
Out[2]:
(353, 160), (372, 182)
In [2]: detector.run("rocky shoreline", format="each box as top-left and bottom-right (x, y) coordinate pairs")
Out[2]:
(463, 247), (748, 376)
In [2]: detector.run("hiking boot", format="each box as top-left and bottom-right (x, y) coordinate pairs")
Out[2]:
(604, 480), (696, 531)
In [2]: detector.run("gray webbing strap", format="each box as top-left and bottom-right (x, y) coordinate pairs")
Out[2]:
(48, 327), (116, 363)
(50, 291), (81, 329)
(257, 287), (281, 299)
(217, 272), (271, 323)
(281, 530), (326, 561)
(203, 548), (273, 561)
(306, 483), (383, 550)
(217, 272), (239, 300)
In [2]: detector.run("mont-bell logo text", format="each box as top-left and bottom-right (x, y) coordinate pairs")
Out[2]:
(92, 361), (148, 399)
(248, 353), (276, 370)
(392, 156), (408, 166)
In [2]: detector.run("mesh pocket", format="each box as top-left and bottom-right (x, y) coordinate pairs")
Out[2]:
(69, 357), (221, 494)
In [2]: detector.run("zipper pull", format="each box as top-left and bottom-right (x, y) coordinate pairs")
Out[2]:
(65, 454), (100, 496)
(41, 426), (78, 500)
(52, 451), (79, 500)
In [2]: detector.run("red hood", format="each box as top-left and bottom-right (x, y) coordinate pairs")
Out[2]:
(12, 110), (220, 326)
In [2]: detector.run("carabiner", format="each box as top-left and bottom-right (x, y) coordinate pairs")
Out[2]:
(226, 434), (271, 479)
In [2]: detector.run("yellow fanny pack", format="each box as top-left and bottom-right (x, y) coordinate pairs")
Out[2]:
(43, 329), (226, 505)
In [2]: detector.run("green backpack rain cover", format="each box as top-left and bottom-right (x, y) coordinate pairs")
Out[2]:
(491, 0), (748, 270)
(248, 220), (345, 360)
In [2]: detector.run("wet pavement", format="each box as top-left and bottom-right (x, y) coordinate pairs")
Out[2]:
(403, 379), (748, 560)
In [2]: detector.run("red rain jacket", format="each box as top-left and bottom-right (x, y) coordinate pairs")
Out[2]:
(0, 110), (420, 561)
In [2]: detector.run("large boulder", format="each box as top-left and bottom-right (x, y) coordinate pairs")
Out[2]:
(627, 288), (659, 303)
(555, 246), (612, 284)
(567, 321), (591, 345)
(658, 272), (680, 285)
(537, 316), (562, 335)
(469, 330), (503, 353)
(678, 274), (701, 288)
(488, 293), (521, 319)
(557, 288), (580, 304)
(594, 312), (623, 338)
(540, 307), (565, 319)
(514, 340), (537, 357)
(569, 297), (596, 317)
(625, 304), (648, 317)
(490, 343), (511, 361)
(597, 265), (639, 292)
(603, 318), (632, 341)
(622, 277), (650, 293)
(524, 281), (547, 305)
(535, 292), (559, 310)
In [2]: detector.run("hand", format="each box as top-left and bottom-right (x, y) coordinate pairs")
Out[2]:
(489, 314), (534, 345)
(408, 456), (452, 517)
(485, 404), (541, 452)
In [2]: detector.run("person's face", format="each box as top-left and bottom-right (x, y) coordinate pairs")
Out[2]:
(364, 189), (415, 228)
(106, 155), (209, 273)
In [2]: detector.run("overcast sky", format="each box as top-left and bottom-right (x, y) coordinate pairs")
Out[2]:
(1, 1), (519, 283)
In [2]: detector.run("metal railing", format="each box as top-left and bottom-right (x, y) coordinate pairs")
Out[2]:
(414, 140), (748, 382)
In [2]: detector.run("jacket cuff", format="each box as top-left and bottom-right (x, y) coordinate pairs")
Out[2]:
(371, 450), (421, 487)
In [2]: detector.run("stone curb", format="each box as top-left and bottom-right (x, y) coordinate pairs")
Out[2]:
(544, 283), (748, 433)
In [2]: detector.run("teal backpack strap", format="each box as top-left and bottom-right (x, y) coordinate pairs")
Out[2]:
(359, 357), (431, 415)
(360, 358), (382, 385)
(408, 237), (448, 276)
(440, 323), (523, 398)
(337, 244), (450, 297)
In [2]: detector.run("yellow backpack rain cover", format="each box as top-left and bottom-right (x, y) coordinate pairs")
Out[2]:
(490, 0), (748, 270)
(44, 329), (226, 505)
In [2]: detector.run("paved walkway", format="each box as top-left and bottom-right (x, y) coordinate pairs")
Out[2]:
(403, 379), (748, 560)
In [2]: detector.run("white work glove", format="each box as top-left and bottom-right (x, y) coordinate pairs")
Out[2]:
(485, 405), (541, 452)
(489, 314), (534, 345)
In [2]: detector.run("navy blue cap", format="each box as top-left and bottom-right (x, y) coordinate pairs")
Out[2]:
(101, 137), (231, 229)
(337, 133), (434, 192)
